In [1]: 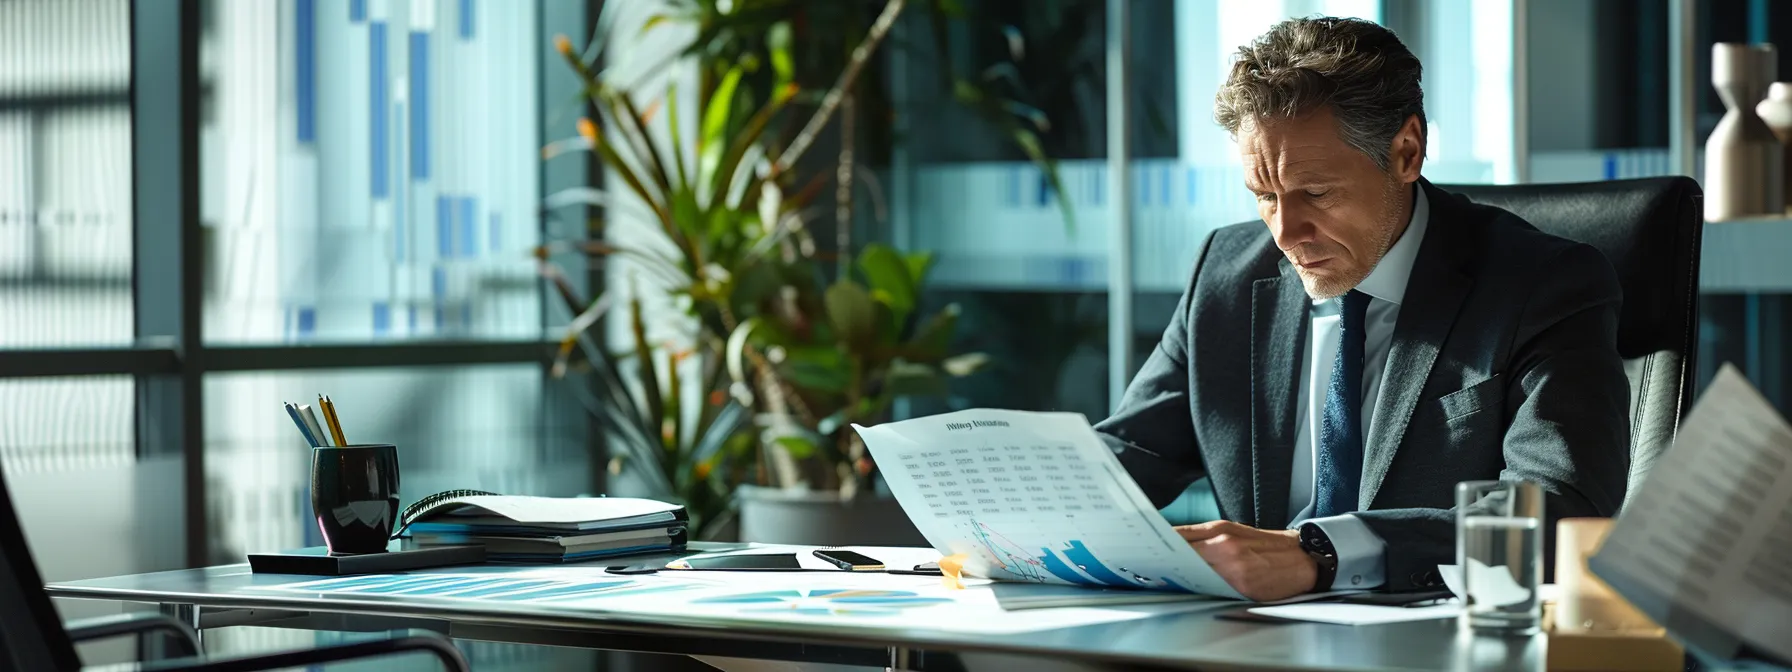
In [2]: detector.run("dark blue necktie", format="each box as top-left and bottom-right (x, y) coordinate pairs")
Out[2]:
(1316, 290), (1370, 519)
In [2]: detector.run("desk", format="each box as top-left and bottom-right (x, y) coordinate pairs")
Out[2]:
(46, 543), (1544, 671)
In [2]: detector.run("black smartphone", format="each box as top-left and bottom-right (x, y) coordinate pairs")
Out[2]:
(812, 549), (885, 571)
(887, 561), (943, 576)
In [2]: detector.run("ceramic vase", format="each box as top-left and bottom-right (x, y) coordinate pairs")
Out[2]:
(1756, 82), (1792, 214)
(1706, 43), (1784, 221)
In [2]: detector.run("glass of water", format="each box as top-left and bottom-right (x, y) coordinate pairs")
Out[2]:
(1456, 480), (1544, 635)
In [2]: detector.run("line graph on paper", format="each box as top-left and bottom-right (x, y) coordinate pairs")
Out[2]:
(892, 432), (1190, 589)
(857, 409), (1240, 597)
(965, 519), (1048, 581)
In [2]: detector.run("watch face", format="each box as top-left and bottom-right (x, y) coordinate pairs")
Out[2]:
(1299, 523), (1336, 555)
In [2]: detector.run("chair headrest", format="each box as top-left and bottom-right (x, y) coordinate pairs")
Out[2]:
(1435, 177), (1703, 360)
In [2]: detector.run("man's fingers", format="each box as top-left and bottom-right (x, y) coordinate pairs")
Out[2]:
(1174, 520), (1238, 541)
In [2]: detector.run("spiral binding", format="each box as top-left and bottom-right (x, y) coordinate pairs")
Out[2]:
(390, 488), (500, 539)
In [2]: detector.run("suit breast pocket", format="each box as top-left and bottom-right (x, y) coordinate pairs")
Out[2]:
(1438, 374), (1506, 421)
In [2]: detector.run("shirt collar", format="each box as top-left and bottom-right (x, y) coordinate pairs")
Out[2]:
(1353, 183), (1429, 306)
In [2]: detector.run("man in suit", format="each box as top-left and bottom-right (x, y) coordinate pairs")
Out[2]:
(1095, 16), (1630, 601)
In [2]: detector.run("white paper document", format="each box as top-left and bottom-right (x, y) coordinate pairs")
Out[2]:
(1247, 602), (1459, 626)
(441, 496), (682, 524)
(1589, 364), (1792, 664)
(251, 568), (1202, 635)
(854, 409), (1242, 599)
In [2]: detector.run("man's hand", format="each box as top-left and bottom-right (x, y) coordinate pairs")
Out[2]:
(1175, 520), (1317, 602)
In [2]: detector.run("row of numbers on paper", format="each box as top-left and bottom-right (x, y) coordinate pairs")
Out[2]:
(896, 445), (1112, 518)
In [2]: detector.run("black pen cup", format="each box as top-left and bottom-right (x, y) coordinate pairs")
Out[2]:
(311, 444), (400, 554)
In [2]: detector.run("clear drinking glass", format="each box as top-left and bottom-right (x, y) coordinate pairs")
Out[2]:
(1456, 480), (1544, 635)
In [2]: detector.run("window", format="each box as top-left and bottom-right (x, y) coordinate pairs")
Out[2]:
(0, 1), (596, 597)
(200, 0), (544, 344)
(0, 0), (134, 347)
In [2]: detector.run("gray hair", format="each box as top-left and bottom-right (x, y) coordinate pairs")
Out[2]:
(1214, 17), (1425, 170)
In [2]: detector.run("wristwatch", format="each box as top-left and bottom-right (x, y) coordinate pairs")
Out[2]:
(1298, 522), (1339, 593)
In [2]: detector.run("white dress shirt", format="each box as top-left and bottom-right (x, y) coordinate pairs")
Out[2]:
(1286, 185), (1430, 590)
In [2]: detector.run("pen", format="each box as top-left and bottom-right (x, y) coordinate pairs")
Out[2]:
(320, 394), (349, 446)
(299, 404), (332, 447)
(284, 402), (321, 448)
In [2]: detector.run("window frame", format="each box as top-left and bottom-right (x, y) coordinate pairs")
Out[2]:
(0, 0), (600, 568)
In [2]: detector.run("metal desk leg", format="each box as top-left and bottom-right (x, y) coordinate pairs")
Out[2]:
(888, 646), (911, 671)
(151, 602), (201, 656)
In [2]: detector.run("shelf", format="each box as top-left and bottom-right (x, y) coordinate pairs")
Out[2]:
(1700, 218), (1792, 293)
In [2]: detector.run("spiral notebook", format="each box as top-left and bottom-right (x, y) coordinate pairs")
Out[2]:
(396, 490), (689, 563)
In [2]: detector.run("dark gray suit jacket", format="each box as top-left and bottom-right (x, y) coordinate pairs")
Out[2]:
(1096, 179), (1631, 592)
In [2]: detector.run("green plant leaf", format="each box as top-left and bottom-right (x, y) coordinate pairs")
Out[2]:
(714, 82), (798, 208)
(600, 87), (673, 199)
(781, 346), (851, 393)
(629, 294), (666, 447)
(824, 281), (877, 350)
(884, 360), (949, 398)
(698, 68), (743, 191)
(773, 436), (817, 459)
(856, 243), (916, 326)
(670, 187), (703, 240)
(639, 13), (673, 36)
(871, 298), (900, 346)
(664, 81), (691, 188)
(903, 250), (934, 287)
(904, 303), (959, 362)
(767, 20), (794, 88)
(690, 400), (747, 465)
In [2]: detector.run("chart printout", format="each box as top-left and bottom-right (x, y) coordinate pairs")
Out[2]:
(855, 409), (1242, 598)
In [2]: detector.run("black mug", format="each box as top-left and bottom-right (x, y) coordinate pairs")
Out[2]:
(311, 444), (400, 554)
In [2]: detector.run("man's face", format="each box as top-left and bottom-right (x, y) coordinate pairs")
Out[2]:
(1239, 107), (1422, 299)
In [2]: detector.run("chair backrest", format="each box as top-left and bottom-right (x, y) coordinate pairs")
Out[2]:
(1439, 177), (1704, 509)
(0, 460), (83, 671)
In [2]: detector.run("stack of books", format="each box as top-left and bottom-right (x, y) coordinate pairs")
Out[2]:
(399, 491), (688, 563)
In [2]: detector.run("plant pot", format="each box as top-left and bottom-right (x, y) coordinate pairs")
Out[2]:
(735, 485), (927, 547)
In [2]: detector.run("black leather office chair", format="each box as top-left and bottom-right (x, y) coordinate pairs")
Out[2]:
(0, 462), (471, 672)
(1441, 177), (1704, 509)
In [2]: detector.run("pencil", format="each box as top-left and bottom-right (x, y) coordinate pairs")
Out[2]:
(320, 394), (349, 446)
(299, 404), (332, 447)
(284, 402), (321, 447)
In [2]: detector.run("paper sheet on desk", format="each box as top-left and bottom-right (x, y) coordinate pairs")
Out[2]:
(1247, 602), (1460, 626)
(250, 567), (1193, 635)
(854, 410), (1241, 599)
(1589, 364), (1792, 665)
(441, 496), (681, 523)
(1436, 560), (1535, 607)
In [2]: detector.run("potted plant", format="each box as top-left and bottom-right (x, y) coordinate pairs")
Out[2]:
(535, 0), (963, 539)
(724, 242), (985, 545)
(535, 27), (812, 539)
(538, 0), (1081, 544)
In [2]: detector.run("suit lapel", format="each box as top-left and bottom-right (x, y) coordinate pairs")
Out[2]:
(1250, 262), (1308, 529)
(1361, 182), (1473, 508)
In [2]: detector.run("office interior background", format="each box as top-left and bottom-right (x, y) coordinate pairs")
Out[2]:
(1, 0), (1787, 667)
